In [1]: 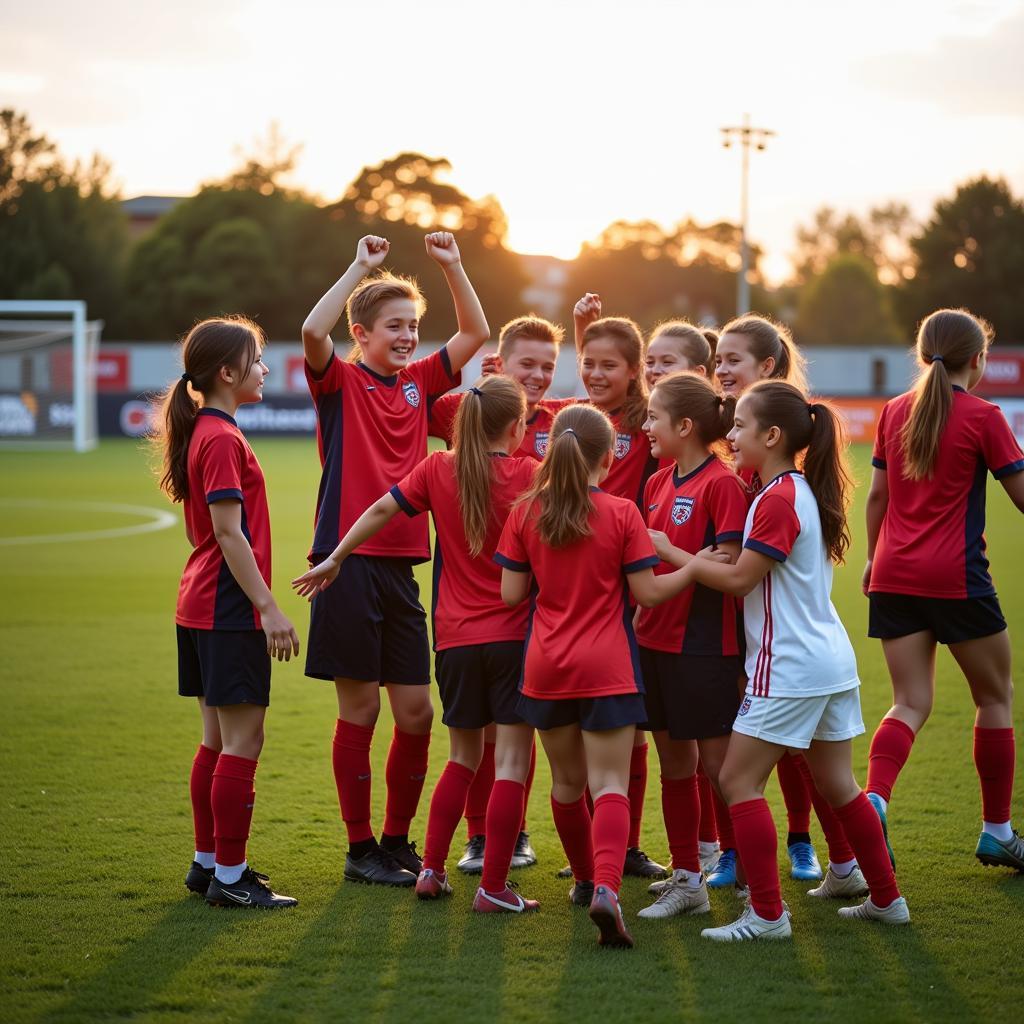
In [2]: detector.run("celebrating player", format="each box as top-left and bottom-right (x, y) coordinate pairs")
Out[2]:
(644, 321), (718, 388)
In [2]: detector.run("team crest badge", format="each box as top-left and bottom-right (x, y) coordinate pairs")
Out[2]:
(402, 381), (421, 408)
(535, 431), (549, 457)
(671, 496), (694, 526)
(614, 433), (631, 459)
(738, 696), (752, 717)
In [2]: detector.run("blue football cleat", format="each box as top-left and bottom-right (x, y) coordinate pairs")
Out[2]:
(975, 830), (1024, 872)
(787, 841), (823, 881)
(867, 792), (895, 870)
(706, 847), (737, 889)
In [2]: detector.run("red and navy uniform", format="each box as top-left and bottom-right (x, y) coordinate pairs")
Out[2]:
(306, 349), (459, 561)
(602, 410), (659, 506)
(635, 456), (748, 656)
(390, 451), (537, 650)
(495, 489), (658, 700)
(870, 386), (1024, 599)
(177, 408), (271, 631)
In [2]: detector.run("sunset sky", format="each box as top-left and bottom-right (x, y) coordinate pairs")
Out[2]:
(2, 0), (1022, 281)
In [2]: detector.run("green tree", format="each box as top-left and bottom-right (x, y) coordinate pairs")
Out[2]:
(795, 254), (901, 345)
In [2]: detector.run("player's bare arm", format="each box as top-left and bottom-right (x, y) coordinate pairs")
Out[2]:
(425, 231), (489, 372)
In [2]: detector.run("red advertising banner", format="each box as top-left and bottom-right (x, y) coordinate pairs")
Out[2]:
(977, 350), (1024, 396)
(827, 398), (888, 443)
(286, 355), (307, 393)
(95, 350), (129, 391)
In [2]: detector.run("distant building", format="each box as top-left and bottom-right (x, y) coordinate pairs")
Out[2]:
(519, 254), (571, 321)
(121, 195), (186, 238)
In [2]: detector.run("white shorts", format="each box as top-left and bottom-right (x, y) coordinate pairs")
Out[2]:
(731, 686), (864, 749)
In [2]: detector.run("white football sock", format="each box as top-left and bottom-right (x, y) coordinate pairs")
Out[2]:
(829, 858), (858, 876)
(983, 820), (1013, 842)
(194, 851), (215, 869)
(215, 861), (247, 884)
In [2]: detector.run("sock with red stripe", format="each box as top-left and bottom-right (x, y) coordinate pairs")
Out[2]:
(777, 751), (812, 834)
(332, 719), (375, 845)
(593, 793), (631, 894)
(551, 794), (594, 882)
(520, 741), (536, 832)
(795, 754), (855, 863)
(974, 727), (1015, 830)
(662, 775), (701, 873)
(211, 753), (258, 871)
(382, 727), (431, 839)
(481, 780), (526, 893)
(190, 744), (219, 865)
(730, 798), (783, 921)
(465, 741), (495, 838)
(697, 767), (718, 845)
(866, 717), (916, 803)
(627, 742), (649, 848)
(833, 792), (901, 907)
(422, 761), (474, 874)
(712, 787), (736, 850)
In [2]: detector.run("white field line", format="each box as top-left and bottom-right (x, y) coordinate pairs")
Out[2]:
(0, 499), (177, 545)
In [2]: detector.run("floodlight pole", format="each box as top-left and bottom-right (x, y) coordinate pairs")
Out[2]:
(720, 114), (775, 316)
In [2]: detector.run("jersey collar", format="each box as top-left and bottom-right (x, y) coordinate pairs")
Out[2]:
(952, 384), (966, 393)
(197, 407), (237, 426)
(763, 468), (803, 487)
(357, 362), (398, 387)
(673, 454), (715, 488)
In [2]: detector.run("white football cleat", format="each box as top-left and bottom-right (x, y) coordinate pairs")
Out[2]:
(807, 866), (869, 899)
(701, 903), (792, 942)
(637, 872), (710, 919)
(837, 896), (910, 925)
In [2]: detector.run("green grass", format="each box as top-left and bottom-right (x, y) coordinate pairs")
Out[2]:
(1, 439), (1022, 1024)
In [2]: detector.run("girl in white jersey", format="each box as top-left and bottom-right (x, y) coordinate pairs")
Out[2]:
(654, 381), (909, 940)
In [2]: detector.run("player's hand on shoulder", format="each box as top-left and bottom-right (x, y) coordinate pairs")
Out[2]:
(481, 352), (503, 376)
(291, 557), (342, 600)
(262, 605), (301, 662)
(425, 231), (461, 266)
(573, 292), (602, 327)
(356, 235), (390, 271)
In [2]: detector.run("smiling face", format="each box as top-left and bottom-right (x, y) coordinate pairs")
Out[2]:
(233, 347), (268, 405)
(355, 298), (420, 374)
(715, 332), (774, 395)
(727, 394), (773, 473)
(580, 335), (636, 410)
(645, 334), (701, 388)
(504, 337), (557, 409)
(642, 387), (687, 461)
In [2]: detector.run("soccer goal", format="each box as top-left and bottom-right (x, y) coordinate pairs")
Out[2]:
(0, 300), (102, 452)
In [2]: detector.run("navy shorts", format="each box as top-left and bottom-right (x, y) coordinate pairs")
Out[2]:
(639, 649), (743, 740)
(516, 692), (647, 733)
(305, 554), (430, 685)
(177, 625), (270, 707)
(868, 593), (1006, 645)
(435, 641), (525, 729)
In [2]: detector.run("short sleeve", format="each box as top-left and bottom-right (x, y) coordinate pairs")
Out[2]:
(391, 454), (437, 517)
(744, 492), (800, 562)
(981, 407), (1024, 480)
(621, 502), (659, 573)
(409, 346), (461, 400)
(198, 432), (246, 504)
(305, 351), (346, 400)
(641, 475), (658, 526)
(707, 473), (749, 545)
(871, 402), (889, 470)
(494, 504), (530, 571)
(428, 392), (462, 446)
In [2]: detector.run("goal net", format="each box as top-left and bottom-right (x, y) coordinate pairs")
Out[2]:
(0, 301), (102, 451)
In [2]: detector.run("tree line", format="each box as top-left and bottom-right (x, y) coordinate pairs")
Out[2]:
(2, 109), (1022, 343)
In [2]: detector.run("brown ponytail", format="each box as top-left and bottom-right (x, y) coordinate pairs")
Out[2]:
(649, 321), (719, 376)
(720, 315), (807, 392)
(152, 316), (263, 502)
(580, 317), (649, 431)
(745, 381), (853, 564)
(653, 371), (737, 454)
(900, 308), (992, 481)
(519, 405), (614, 547)
(452, 376), (527, 557)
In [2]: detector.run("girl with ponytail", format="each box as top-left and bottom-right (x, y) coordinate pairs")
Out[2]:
(672, 380), (909, 941)
(293, 377), (544, 907)
(155, 316), (299, 910)
(496, 404), (700, 948)
(863, 309), (1024, 873)
(645, 321), (719, 387)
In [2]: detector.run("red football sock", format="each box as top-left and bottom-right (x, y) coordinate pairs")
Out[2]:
(190, 744), (219, 854)
(383, 727), (431, 837)
(422, 761), (475, 873)
(465, 741), (495, 838)
(332, 719), (375, 844)
(712, 788), (736, 850)
(777, 752), (812, 833)
(662, 775), (700, 873)
(866, 717), (916, 802)
(697, 767), (718, 845)
(520, 741), (537, 832)
(551, 794), (594, 882)
(211, 753), (258, 867)
(627, 742), (649, 848)
(481, 780), (526, 893)
(730, 798), (783, 921)
(795, 755), (855, 863)
(834, 792), (901, 908)
(974, 727), (1015, 824)
(593, 793), (631, 894)
(585, 786), (595, 816)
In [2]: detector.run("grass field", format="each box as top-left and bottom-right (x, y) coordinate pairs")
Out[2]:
(1, 438), (1022, 1024)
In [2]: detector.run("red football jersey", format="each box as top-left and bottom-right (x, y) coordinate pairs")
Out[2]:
(306, 349), (459, 562)
(495, 489), (659, 699)
(635, 456), (749, 655)
(176, 409), (271, 631)
(391, 451), (537, 650)
(603, 410), (658, 506)
(870, 386), (1024, 599)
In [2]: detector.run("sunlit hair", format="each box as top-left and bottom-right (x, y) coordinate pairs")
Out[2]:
(900, 308), (993, 481)
(579, 316), (649, 432)
(345, 273), (425, 363)
(519, 404), (614, 548)
(452, 376), (527, 557)
(650, 321), (719, 376)
(653, 371), (736, 455)
(152, 316), (262, 503)
(497, 315), (564, 358)
(720, 314), (807, 392)
(743, 381), (853, 564)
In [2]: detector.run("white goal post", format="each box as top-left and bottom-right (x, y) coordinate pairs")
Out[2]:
(0, 300), (102, 452)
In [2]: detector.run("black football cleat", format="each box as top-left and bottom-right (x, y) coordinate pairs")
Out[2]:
(205, 867), (297, 909)
(457, 834), (486, 874)
(623, 847), (668, 879)
(510, 831), (538, 869)
(589, 886), (634, 948)
(185, 861), (214, 894)
(382, 839), (423, 876)
(568, 879), (595, 907)
(344, 845), (417, 887)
